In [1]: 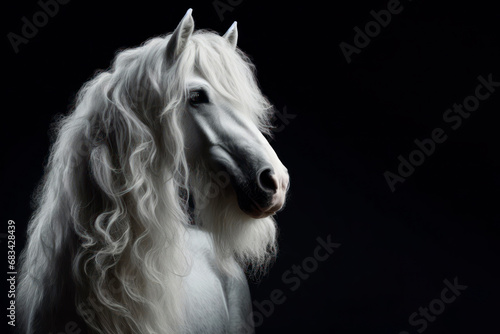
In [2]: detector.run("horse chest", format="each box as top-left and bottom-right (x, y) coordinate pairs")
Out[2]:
(182, 228), (254, 333)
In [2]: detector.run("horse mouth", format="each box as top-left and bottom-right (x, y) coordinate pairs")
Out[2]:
(240, 201), (273, 219)
(235, 188), (284, 219)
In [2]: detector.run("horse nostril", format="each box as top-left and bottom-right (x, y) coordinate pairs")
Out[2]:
(257, 168), (277, 194)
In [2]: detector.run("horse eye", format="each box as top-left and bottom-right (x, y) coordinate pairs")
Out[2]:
(189, 90), (209, 105)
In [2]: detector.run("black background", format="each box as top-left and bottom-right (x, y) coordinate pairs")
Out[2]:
(2, 0), (500, 333)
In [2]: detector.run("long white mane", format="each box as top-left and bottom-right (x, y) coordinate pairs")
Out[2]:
(17, 26), (278, 334)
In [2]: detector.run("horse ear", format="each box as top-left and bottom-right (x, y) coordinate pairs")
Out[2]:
(223, 21), (238, 49)
(166, 8), (194, 63)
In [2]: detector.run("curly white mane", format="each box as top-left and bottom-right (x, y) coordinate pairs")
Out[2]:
(17, 9), (288, 334)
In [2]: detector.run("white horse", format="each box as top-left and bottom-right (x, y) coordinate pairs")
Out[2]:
(17, 8), (289, 334)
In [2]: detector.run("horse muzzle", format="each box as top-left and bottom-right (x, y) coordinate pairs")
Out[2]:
(208, 145), (289, 219)
(237, 167), (289, 218)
